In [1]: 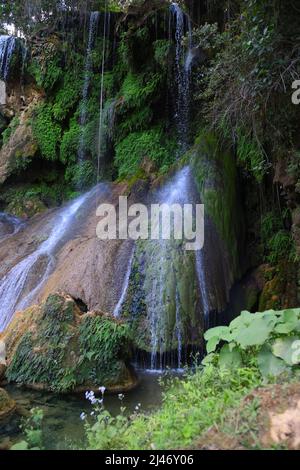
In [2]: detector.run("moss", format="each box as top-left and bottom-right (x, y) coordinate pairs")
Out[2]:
(0, 388), (16, 420)
(115, 128), (175, 178)
(191, 130), (242, 280)
(6, 293), (133, 393)
(1, 180), (69, 217)
(32, 104), (61, 161)
(121, 238), (202, 356)
(259, 262), (298, 311)
(2, 116), (20, 145)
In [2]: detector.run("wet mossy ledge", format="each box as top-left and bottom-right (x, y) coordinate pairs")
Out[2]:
(191, 131), (244, 283)
(1, 293), (137, 394)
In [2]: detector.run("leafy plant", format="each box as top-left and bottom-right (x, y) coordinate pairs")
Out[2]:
(203, 308), (300, 379)
(11, 408), (44, 451)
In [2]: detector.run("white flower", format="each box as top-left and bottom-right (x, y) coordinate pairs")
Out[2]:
(99, 386), (106, 395)
(118, 393), (124, 400)
(80, 412), (86, 421)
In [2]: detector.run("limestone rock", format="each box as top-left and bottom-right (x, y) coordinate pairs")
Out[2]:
(0, 99), (39, 185)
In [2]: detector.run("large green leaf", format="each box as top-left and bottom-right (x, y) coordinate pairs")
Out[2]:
(206, 336), (220, 354)
(204, 326), (231, 341)
(272, 336), (300, 365)
(232, 316), (273, 348)
(230, 311), (253, 330)
(218, 344), (242, 370)
(274, 309), (299, 334)
(257, 345), (288, 378)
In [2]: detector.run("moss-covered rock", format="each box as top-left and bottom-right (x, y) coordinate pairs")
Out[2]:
(122, 237), (203, 362)
(191, 130), (244, 282)
(2, 293), (137, 393)
(0, 388), (16, 420)
(259, 262), (298, 311)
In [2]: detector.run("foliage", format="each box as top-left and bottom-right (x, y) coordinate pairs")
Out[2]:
(84, 364), (260, 450)
(261, 212), (295, 264)
(203, 308), (300, 380)
(52, 68), (83, 121)
(193, 0), (300, 182)
(236, 130), (269, 183)
(115, 128), (175, 178)
(32, 104), (61, 161)
(153, 40), (171, 68)
(65, 161), (96, 189)
(1, 116), (20, 146)
(11, 408), (44, 451)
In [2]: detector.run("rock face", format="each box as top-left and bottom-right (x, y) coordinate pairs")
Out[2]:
(191, 132), (245, 309)
(0, 97), (39, 185)
(2, 292), (137, 393)
(0, 388), (16, 420)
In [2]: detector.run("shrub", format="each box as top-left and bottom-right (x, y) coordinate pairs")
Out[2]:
(203, 308), (300, 380)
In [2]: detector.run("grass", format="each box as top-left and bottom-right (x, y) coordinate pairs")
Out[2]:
(84, 364), (261, 450)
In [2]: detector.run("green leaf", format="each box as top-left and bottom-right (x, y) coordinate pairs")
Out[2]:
(206, 337), (220, 354)
(272, 336), (300, 366)
(274, 309), (299, 334)
(232, 316), (273, 348)
(257, 345), (288, 378)
(204, 326), (231, 341)
(10, 441), (29, 450)
(201, 353), (215, 366)
(218, 344), (242, 370)
(230, 311), (253, 330)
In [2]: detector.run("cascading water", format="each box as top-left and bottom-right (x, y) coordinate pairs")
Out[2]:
(0, 35), (16, 81)
(97, 5), (111, 182)
(171, 3), (192, 151)
(0, 186), (102, 332)
(78, 12), (100, 172)
(171, 3), (210, 328)
(113, 247), (135, 317)
(146, 166), (193, 370)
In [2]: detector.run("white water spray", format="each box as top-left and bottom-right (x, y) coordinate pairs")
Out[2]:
(0, 35), (16, 81)
(0, 187), (100, 332)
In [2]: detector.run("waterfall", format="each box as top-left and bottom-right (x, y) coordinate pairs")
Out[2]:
(171, 3), (192, 151)
(0, 35), (16, 81)
(171, 4), (210, 328)
(78, 12), (100, 174)
(97, 5), (111, 182)
(113, 247), (135, 317)
(147, 166), (192, 370)
(0, 186), (103, 332)
(196, 250), (210, 329)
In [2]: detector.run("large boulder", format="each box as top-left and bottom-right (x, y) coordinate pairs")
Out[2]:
(2, 292), (137, 393)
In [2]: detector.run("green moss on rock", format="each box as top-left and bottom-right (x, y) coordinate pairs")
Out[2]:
(4, 293), (136, 393)
(191, 130), (243, 281)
